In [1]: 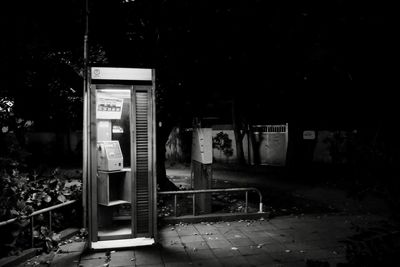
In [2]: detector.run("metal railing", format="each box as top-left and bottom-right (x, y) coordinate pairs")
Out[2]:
(0, 200), (77, 248)
(158, 188), (263, 217)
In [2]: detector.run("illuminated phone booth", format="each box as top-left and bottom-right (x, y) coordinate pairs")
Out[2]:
(86, 67), (157, 249)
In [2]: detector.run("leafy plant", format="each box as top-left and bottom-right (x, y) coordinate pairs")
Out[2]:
(0, 161), (82, 257)
(213, 132), (234, 161)
(33, 226), (61, 253)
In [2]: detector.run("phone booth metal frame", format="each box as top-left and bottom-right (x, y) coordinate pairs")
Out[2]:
(83, 67), (157, 250)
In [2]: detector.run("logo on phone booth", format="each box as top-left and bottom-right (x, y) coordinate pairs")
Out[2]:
(93, 68), (101, 78)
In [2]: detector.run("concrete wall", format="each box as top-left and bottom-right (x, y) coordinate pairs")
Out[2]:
(165, 125), (239, 164)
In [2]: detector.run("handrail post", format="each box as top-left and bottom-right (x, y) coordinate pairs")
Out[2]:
(245, 191), (248, 213)
(258, 191), (263, 213)
(49, 211), (52, 232)
(174, 194), (177, 217)
(192, 194), (196, 216)
(31, 217), (34, 248)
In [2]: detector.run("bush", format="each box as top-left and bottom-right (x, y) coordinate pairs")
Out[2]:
(0, 159), (82, 257)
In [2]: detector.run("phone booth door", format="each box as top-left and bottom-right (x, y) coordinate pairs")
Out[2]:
(87, 68), (157, 249)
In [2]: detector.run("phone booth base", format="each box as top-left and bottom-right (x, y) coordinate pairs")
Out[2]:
(85, 67), (157, 250)
(91, 238), (155, 250)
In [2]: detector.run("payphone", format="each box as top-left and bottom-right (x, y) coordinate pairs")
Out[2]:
(97, 141), (124, 171)
(84, 67), (157, 249)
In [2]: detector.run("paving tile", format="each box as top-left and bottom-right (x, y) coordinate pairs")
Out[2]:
(159, 235), (181, 244)
(165, 262), (191, 267)
(268, 251), (306, 263)
(228, 237), (255, 247)
(292, 230), (327, 242)
(269, 232), (296, 243)
(222, 229), (245, 239)
(191, 258), (223, 267)
(259, 243), (290, 253)
(134, 248), (163, 265)
(211, 248), (241, 258)
(201, 233), (226, 241)
(161, 251), (190, 263)
(218, 255), (250, 267)
(186, 248), (215, 262)
(275, 260), (307, 267)
(225, 221), (248, 228)
(213, 222), (231, 228)
(180, 234), (205, 243)
(283, 241), (322, 251)
(80, 252), (107, 260)
(263, 231), (283, 239)
(244, 253), (276, 266)
(195, 226), (220, 235)
(159, 236), (182, 248)
(159, 243), (187, 253)
(159, 229), (179, 237)
(79, 257), (106, 267)
(51, 251), (82, 267)
(108, 251), (135, 266)
(301, 249), (334, 260)
(136, 264), (165, 267)
(250, 223), (270, 230)
(236, 245), (266, 256)
(248, 235), (277, 245)
(217, 227), (236, 235)
(80, 252), (108, 267)
(183, 241), (210, 250)
(269, 220), (297, 230)
(205, 239), (232, 249)
(258, 223), (278, 231)
(241, 230), (266, 239)
(176, 227), (199, 236)
(316, 240), (346, 250)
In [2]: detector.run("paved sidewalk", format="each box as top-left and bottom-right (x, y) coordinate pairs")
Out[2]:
(77, 213), (382, 267)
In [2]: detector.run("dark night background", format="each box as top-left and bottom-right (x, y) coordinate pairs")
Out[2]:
(0, 0), (399, 186)
(1, 0), (398, 128)
(1, 0), (399, 182)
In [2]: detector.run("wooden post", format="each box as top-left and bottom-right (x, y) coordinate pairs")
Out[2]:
(192, 160), (212, 214)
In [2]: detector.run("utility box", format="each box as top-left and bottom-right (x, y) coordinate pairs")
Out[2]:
(191, 128), (213, 164)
